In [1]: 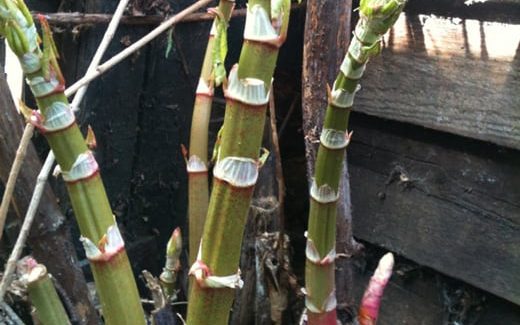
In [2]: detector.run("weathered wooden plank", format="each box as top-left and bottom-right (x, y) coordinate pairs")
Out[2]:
(348, 114), (520, 305)
(355, 12), (520, 149)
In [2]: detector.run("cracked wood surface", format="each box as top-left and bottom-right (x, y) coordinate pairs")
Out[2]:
(355, 12), (520, 150)
(348, 113), (520, 305)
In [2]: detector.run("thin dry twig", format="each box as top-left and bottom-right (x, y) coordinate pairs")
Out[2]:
(0, 153), (55, 300)
(66, 0), (213, 96)
(278, 94), (298, 139)
(71, 0), (131, 112)
(142, 270), (166, 310)
(33, 4), (303, 26)
(268, 89), (286, 230)
(35, 9), (231, 26)
(0, 124), (35, 241)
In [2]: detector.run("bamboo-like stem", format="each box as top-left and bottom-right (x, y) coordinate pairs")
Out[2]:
(0, 69), (97, 323)
(187, 0), (235, 265)
(0, 11), (119, 299)
(19, 258), (71, 325)
(304, 1), (406, 324)
(186, 0), (291, 323)
(0, 123), (34, 239)
(358, 253), (394, 325)
(159, 227), (182, 300)
(0, 0), (127, 276)
(0, 1), (146, 323)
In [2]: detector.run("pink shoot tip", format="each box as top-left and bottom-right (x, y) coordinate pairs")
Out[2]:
(358, 252), (394, 325)
(17, 256), (38, 276)
(166, 227), (182, 258)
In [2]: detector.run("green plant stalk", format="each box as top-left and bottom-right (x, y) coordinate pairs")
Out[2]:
(304, 1), (406, 324)
(160, 227), (182, 299)
(186, 0), (290, 323)
(188, 0), (234, 265)
(25, 264), (71, 325)
(0, 2), (145, 324)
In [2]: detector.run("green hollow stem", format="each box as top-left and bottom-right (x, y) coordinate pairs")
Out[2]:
(304, 1), (406, 323)
(160, 227), (182, 299)
(0, 2), (145, 324)
(186, 0), (291, 323)
(188, 0), (234, 265)
(188, 170), (209, 265)
(24, 264), (71, 325)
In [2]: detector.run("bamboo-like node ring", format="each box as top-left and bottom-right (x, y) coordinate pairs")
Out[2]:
(320, 128), (352, 150)
(29, 102), (76, 134)
(213, 156), (259, 187)
(340, 55), (366, 80)
(61, 151), (99, 183)
(304, 289), (337, 313)
(80, 223), (125, 262)
(305, 238), (336, 266)
(225, 64), (271, 106)
(243, 4), (278, 43)
(189, 241), (244, 289)
(27, 74), (61, 98)
(329, 80), (361, 108)
(310, 179), (339, 203)
(187, 154), (208, 173)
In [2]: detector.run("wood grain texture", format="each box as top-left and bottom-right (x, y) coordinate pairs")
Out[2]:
(355, 13), (520, 150)
(302, 0), (351, 177)
(348, 113), (520, 305)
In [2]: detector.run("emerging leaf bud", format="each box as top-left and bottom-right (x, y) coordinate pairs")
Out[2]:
(166, 227), (182, 265)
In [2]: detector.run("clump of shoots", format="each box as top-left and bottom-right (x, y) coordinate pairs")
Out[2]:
(358, 253), (395, 325)
(160, 227), (183, 300)
(18, 257), (71, 325)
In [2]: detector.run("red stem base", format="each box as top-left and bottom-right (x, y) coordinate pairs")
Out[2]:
(308, 309), (337, 325)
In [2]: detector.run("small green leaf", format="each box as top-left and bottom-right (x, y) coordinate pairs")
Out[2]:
(212, 12), (228, 87)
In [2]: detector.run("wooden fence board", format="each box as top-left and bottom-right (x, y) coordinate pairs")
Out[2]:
(348, 114), (520, 304)
(355, 13), (520, 150)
